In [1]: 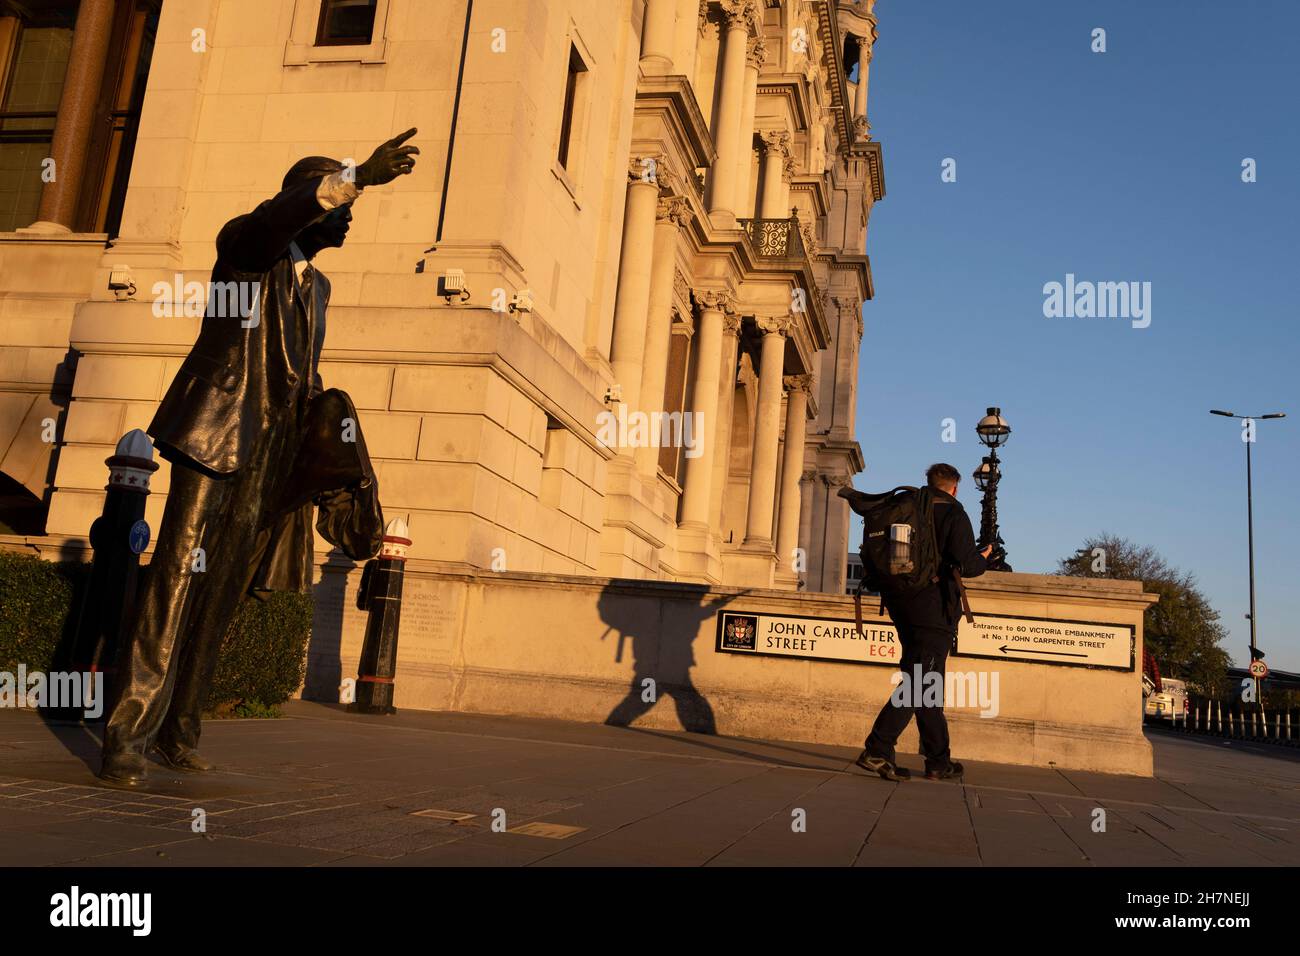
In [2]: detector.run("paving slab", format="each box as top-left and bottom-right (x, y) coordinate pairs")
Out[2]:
(1, 703), (1296, 866)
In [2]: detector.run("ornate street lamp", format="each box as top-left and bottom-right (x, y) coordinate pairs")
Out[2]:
(973, 407), (1012, 571)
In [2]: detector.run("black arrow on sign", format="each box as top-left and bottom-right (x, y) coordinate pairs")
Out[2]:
(999, 644), (1088, 659)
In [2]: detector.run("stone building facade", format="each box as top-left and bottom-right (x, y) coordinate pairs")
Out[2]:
(0, 0), (884, 595)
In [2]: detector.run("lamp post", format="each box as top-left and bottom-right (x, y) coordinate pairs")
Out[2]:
(974, 407), (1012, 572)
(1210, 409), (1286, 703)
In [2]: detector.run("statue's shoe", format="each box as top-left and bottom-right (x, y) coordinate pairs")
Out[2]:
(154, 743), (215, 773)
(98, 751), (148, 788)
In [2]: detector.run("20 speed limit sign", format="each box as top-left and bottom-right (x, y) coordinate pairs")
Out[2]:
(1249, 659), (1269, 679)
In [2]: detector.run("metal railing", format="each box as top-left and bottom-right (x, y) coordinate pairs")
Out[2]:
(740, 216), (805, 259)
(1155, 698), (1299, 746)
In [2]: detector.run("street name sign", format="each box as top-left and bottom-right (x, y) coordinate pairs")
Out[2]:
(716, 609), (1134, 672)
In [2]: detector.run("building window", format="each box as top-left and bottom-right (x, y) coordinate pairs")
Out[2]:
(557, 44), (587, 171)
(0, 7), (73, 232)
(316, 0), (378, 46)
(0, 0), (158, 236)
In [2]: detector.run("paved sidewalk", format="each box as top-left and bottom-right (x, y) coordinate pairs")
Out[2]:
(1, 702), (1296, 866)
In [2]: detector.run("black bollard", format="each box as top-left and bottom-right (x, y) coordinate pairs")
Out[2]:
(348, 517), (410, 715)
(61, 429), (158, 720)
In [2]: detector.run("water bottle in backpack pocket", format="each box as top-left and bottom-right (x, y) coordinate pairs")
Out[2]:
(888, 523), (913, 575)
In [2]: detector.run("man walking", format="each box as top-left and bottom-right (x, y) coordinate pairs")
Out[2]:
(98, 130), (419, 788)
(858, 463), (992, 782)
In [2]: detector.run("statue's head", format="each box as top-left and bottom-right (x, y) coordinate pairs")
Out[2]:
(284, 155), (351, 255)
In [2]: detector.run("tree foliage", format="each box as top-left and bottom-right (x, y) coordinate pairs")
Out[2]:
(1057, 533), (1231, 694)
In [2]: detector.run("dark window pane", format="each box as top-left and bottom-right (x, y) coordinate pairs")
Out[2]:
(316, 0), (377, 46)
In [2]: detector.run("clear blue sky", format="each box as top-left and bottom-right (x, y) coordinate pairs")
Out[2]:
(855, 1), (1300, 670)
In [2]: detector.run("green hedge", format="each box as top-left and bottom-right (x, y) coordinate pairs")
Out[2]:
(0, 550), (82, 676)
(0, 550), (312, 715)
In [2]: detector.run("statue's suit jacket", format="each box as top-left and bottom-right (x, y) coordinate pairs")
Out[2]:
(150, 176), (332, 475)
(149, 177), (334, 595)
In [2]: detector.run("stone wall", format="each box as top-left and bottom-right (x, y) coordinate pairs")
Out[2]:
(308, 564), (1157, 775)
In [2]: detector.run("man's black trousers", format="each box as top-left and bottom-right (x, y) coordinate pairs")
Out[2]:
(864, 618), (955, 771)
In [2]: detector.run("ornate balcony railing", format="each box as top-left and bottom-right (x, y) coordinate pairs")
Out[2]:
(741, 216), (805, 259)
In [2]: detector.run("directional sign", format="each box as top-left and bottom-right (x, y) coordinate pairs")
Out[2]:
(1248, 659), (1269, 679)
(956, 614), (1134, 671)
(128, 519), (150, 555)
(716, 609), (1135, 671)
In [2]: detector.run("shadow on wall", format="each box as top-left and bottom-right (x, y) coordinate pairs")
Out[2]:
(302, 557), (358, 702)
(599, 582), (748, 734)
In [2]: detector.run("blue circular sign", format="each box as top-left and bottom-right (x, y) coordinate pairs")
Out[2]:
(128, 519), (150, 555)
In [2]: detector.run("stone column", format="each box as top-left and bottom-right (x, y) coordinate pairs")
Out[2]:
(679, 289), (732, 528)
(808, 473), (828, 587)
(743, 314), (790, 545)
(734, 35), (764, 219)
(775, 375), (811, 569)
(759, 130), (792, 219)
(659, 309), (695, 478)
(706, 0), (754, 222)
(672, 0), (701, 76)
(609, 155), (665, 419)
(709, 311), (743, 529)
(636, 197), (691, 479)
(823, 474), (851, 593)
(798, 467), (816, 567)
(854, 39), (871, 121)
(828, 295), (863, 434)
(850, 8), (878, 142)
(641, 0), (677, 74)
(31, 0), (117, 232)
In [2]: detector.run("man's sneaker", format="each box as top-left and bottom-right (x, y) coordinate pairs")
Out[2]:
(924, 760), (965, 781)
(855, 750), (911, 781)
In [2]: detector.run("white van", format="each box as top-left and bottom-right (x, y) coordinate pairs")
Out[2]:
(1144, 677), (1188, 722)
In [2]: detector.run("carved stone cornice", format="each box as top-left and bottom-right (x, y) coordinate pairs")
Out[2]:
(673, 268), (691, 306)
(656, 194), (692, 227)
(833, 295), (864, 341)
(671, 308), (695, 337)
(783, 373), (814, 395)
(756, 314), (794, 336)
(694, 288), (735, 313)
(627, 153), (667, 186)
(720, 0), (760, 31)
(798, 218), (818, 256)
(759, 129), (791, 158)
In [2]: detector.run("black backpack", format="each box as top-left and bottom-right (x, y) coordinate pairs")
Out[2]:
(839, 485), (974, 634)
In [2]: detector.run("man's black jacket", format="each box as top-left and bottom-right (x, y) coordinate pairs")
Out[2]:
(885, 488), (988, 629)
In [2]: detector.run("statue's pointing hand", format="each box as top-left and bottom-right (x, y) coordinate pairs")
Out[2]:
(356, 128), (419, 187)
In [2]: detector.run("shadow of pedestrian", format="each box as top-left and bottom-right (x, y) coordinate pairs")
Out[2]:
(599, 583), (748, 735)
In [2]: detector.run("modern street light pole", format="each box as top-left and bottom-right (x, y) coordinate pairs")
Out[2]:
(1210, 409), (1286, 703)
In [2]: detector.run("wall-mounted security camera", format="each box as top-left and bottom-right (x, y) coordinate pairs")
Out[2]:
(108, 265), (136, 301)
(437, 268), (471, 304)
(604, 385), (623, 405)
(508, 290), (535, 313)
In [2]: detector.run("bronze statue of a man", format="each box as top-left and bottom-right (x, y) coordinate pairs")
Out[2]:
(98, 130), (420, 787)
